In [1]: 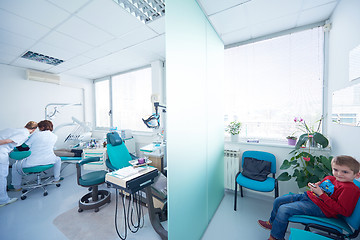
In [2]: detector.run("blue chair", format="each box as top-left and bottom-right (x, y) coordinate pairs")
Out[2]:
(10, 150), (60, 200)
(105, 132), (134, 171)
(289, 228), (333, 240)
(234, 150), (278, 211)
(289, 180), (360, 240)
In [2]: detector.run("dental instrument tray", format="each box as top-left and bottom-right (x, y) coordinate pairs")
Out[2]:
(129, 158), (152, 167)
(105, 166), (158, 193)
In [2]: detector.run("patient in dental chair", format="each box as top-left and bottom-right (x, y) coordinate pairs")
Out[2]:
(9, 120), (63, 191)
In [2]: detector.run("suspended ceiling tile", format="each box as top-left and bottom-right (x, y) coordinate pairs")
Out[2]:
(0, 0), (70, 29)
(41, 31), (93, 55)
(147, 16), (165, 35)
(31, 41), (77, 61)
(222, 28), (252, 46)
(250, 14), (298, 39)
(0, 52), (17, 64)
(0, 28), (37, 49)
(246, 0), (303, 25)
(302, 0), (339, 10)
(117, 25), (158, 48)
(197, 0), (250, 16)
(81, 46), (111, 59)
(56, 16), (114, 47)
(297, 2), (338, 26)
(135, 35), (165, 59)
(0, 43), (26, 57)
(47, 0), (92, 14)
(98, 38), (130, 53)
(209, 3), (249, 35)
(0, 9), (49, 40)
(76, 0), (143, 37)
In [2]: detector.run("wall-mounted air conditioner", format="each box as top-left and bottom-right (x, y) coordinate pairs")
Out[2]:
(26, 69), (60, 84)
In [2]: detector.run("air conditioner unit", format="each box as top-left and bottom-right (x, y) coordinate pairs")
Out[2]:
(26, 69), (60, 84)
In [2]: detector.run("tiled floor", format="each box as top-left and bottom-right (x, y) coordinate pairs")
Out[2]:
(0, 163), (303, 240)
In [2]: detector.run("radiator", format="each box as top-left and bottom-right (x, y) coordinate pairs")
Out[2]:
(224, 149), (241, 190)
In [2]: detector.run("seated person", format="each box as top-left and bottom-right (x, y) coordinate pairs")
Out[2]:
(10, 120), (62, 191)
(258, 155), (360, 240)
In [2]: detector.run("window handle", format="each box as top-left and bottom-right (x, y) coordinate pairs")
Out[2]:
(108, 110), (112, 116)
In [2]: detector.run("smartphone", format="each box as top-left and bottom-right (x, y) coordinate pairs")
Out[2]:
(309, 183), (316, 188)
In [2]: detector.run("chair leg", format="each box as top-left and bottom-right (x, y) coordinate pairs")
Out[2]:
(92, 186), (99, 202)
(240, 186), (243, 197)
(234, 182), (238, 211)
(275, 180), (279, 198)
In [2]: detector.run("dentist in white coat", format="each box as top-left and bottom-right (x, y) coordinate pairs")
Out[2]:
(11, 120), (62, 191)
(0, 121), (38, 207)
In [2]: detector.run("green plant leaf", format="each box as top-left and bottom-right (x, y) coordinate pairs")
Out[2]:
(277, 172), (292, 181)
(313, 132), (329, 148)
(295, 134), (308, 149)
(320, 155), (332, 171)
(280, 160), (291, 170)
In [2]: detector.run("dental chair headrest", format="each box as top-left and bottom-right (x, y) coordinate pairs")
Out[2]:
(107, 132), (123, 146)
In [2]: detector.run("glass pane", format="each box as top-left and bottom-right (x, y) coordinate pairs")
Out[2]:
(95, 80), (110, 128)
(224, 27), (324, 140)
(112, 67), (152, 131)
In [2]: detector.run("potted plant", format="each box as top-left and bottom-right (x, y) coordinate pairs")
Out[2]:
(286, 136), (297, 146)
(226, 120), (241, 142)
(293, 116), (329, 149)
(277, 149), (333, 189)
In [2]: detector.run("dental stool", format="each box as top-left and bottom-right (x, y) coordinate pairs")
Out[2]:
(76, 157), (111, 212)
(10, 151), (61, 200)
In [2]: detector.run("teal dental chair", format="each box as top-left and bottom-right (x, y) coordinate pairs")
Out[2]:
(10, 149), (60, 200)
(76, 157), (111, 212)
(105, 131), (134, 171)
(288, 180), (360, 240)
(234, 150), (278, 210)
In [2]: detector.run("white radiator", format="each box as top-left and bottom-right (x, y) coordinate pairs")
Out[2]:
(224, 149), (241, 190)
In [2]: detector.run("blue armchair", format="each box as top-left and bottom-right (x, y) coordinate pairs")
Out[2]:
(234, 150), (278, 211)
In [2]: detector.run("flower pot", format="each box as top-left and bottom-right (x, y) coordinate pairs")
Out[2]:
(231, 134), (239, 142)
(287, 138), (297, 146)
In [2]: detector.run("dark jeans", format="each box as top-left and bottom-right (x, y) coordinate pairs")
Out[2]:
(269, 193), (326, 240)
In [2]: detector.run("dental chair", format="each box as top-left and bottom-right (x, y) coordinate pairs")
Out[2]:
(106, 131), (134, 171)
(76, 156), (111, 212)
(106, 131), (168, 221)
(9, 148), (61, 200)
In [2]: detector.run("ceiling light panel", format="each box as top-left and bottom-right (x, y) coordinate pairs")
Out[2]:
(21, 51), (64, 66)
(113, 0), (165, 23)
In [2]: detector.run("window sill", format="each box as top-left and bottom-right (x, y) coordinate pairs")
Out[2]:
(225, 138), (331, 152)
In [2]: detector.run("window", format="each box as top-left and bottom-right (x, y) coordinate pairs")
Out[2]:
(224, 27), (324, 140)
(112, 67), (152, 131)
(94, 67), (152, 131)
(95, 79), (110, 128)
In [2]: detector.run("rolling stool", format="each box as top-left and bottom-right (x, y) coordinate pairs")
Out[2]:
(20, 164), (60, 200)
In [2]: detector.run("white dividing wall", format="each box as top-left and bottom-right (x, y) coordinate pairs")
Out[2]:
(0, 64), (93, 147)
(327, 0), (360, 160)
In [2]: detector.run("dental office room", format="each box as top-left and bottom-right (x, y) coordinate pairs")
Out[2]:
(1, 0), (360, 240)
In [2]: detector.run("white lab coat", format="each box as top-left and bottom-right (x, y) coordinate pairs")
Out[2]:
(11, 130), (61, 188)
(0, 128), (29, 204)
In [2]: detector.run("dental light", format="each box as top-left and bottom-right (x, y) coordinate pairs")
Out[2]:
(142, 102), (166, 129)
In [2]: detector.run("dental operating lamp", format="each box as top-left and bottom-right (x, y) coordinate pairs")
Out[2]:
(142, 102), (166, 129)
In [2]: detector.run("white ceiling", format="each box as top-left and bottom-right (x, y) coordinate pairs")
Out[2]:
(0, 0), (339, 80)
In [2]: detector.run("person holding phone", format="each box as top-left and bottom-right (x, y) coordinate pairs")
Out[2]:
(258, 155), (360, 240)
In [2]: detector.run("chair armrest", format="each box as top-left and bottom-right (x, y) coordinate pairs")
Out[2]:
(76, 157), (101, 166)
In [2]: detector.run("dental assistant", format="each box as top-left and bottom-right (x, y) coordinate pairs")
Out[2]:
(11, 120), (62, 190)
(0, 121), (38, 207)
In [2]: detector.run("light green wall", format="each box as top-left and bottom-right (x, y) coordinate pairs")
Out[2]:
(166, 0), (224, 239)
